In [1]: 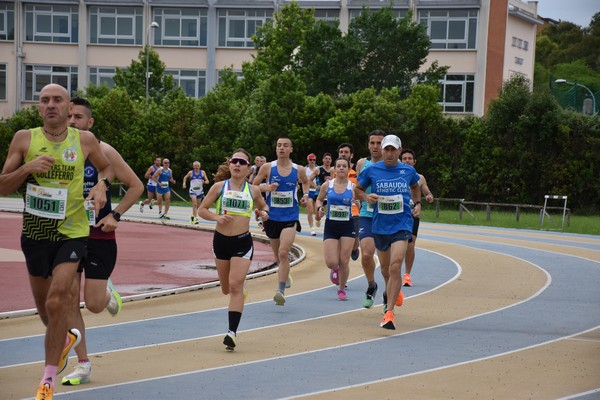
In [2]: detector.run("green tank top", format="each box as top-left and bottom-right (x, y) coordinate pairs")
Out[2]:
(215, 180), (254, 218)
(22, 127), (89, 240)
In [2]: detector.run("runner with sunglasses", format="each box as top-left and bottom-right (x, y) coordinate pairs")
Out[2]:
(199, 149), (269, 351)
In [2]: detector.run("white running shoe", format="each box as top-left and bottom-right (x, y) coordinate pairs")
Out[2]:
(223, 331), (237, 351)
(310, 230), (316, 236)
(273, 290), (286, 306)
(106, 279), (122, 317)
(62, 362), (92, 386)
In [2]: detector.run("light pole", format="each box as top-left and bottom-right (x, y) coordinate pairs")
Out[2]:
(555, 79), (597, 115)
(145, 21), (159, 108)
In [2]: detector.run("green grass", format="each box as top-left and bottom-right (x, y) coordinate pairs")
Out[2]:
(419, 207), (600, 236)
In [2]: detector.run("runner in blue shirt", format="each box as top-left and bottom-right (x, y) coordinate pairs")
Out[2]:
(355, 135), (422, 330)
(252, 137), (312, 306)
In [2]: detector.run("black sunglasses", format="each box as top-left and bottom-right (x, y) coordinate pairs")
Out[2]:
(229, 157), (249, 166)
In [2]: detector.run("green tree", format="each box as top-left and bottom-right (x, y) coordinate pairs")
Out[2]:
(113, 47), (178, 104)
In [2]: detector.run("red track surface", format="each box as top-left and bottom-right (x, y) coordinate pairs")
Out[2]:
(0, 212), (276, 313)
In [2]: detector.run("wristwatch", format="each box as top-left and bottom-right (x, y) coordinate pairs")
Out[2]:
(110, 210), (121, 221)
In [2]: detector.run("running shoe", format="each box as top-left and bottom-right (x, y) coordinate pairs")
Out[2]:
(362, 282), (378, 309)
(35, 383), (53, 400)
(351, 249), (359, 261)
(273, 290), (286, 306)
(106, 279), (122, 317)
(395, 290), (404, 307)
(149, 199), (155, 210)
(223, 331), (237, 351)
(190, 215), (195, 223)
(62, 362), (92, 386)
(337, 290), (347, 301)
(257, 220), (263, 229)
(139, 201), (144, 213)
(310, 230), (317, 236)
(160, 214), (170, 220)
(58, 328), (81, 375)
(380, 310), (396, 330)
(286, 273), (293, 289)
(403, 273), (413, 287)
(330, 268), (339, 285)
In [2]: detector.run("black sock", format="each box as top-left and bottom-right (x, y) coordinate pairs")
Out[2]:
(228, 311), (242, 333)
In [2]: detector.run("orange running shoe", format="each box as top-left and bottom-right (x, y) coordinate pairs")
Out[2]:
(403, 273), (412, 287)
(380, 310), (395, 330)
(395, 290), (404, 307)
(35, 383), (53, 400)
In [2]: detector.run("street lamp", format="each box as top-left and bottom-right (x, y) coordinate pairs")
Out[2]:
(555, 79), (597, 115)
(145, 21), (159, 108)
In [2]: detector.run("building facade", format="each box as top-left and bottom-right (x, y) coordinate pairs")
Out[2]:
(0, 0), (541, 119)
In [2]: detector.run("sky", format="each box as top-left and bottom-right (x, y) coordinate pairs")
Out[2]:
(535, 0), (600, 28)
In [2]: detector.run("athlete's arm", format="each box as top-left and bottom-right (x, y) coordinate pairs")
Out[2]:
(144, 166), (154, 180)
(420, 174), (434, 203)
(182, 171), (192, 189)
(0, 130), (56, 195)
(95, 142), (144, 232)
(81, 130), (112, 214)
(252, 163), (270, 191)
(297, 165), (312, 212)
(252, 186), (269, 222)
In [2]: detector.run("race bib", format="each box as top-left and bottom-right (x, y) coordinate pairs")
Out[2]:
(270, 190), (294, 208)
(377, 194), (404, 214)
(366, 202), (374, 213)
(222, 190), (252, 214)
(25, 183), (67, 219)
(160, 181), (169, 188)
(329, 205), (350, 221)
(192, 186), (201, 191)
(85, 200), (96, 226)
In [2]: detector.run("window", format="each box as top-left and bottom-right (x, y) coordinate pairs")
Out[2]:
(419, 10), (478, 50)
(153, 8), (208, 47)
(25, 65), (78, 101)
(165, 69), (206, 98)
(314, 9), (340, 25)
(0, 3), (14, 41)
(438, 74), (474, 113)
(89, 6), (143, 45)
(0, 64), (6, 100)
(218, 9), (272, 48)
(25, 5), (78, 43)
(89, 67), (118, 88)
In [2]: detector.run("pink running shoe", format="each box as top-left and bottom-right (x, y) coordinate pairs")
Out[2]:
(337, 290), (347, 301)
(330, 268), (339, 285)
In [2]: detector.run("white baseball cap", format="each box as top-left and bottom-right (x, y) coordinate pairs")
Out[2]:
(381, 134), (402, 149)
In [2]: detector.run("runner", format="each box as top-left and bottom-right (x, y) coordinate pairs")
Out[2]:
(355, 130), (385, 308)
(400, 149), (435, 287)
(355, 134), (421, 330)
(139, 156), (161, 213)
(62, 97), (143, 386)
(152, 159), (176, 219)
(182, 161), (209, 224)
(0, 83), (112, 399)
(315, 157), (356, 300)
(252, 137), (312, 306)
(199, 149), (269, 350)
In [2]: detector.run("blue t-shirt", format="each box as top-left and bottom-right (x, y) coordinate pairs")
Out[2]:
(267, 161), (299, 222)
(357, 161), (419, 235)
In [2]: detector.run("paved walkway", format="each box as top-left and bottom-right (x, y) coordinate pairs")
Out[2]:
(1, 197), (599, 399)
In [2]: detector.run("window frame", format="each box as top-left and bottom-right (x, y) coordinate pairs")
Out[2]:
(89, 6), (143, 45)
(218, 9), (272, 48)
(25, 64), (78, 101)
(25, 4), (78, 43)
(0, 63), (7, 101)
(153, 8), (208, 47)
(438, 74), (475, 113)
(89, 67), (118, 88)
(0, 3), (14, 41)
(165, 68), (207, 98)
(419, 9), (478, 50)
